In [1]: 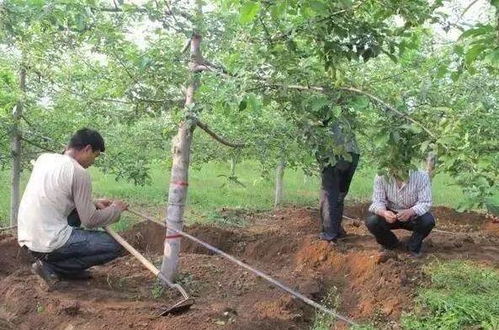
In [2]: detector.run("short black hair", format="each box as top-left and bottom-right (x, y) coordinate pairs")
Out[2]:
(68, 128), (105, 152)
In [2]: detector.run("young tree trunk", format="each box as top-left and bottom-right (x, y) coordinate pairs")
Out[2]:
(426, 152), (436, 179)
(160, 34), (202, 281)
(230, 157), (236, 177)
(274, 160), (285, 208)
(10, 67), (26, 227)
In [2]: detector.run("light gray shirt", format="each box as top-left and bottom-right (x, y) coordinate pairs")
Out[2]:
(18, 153), (121, 252)
(369, 170), (432, 216)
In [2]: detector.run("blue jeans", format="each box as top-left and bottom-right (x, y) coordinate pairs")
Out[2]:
(32, 228), (123, 276)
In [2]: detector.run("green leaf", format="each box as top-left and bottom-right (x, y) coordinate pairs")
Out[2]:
(246, 94), (260, 112)
(465, 45), (486, 65)
(401, 124), (423, 134)
(309, 1), (327, 13)
(331, 106), (341, 117)
(374, 133), (390, 147)
(352, 96), (369, 109)
(454, 45), (464, 55)
(311, 97), (329, 112)
(387, 53), (398, 63)
(459, 25), (494, 40)
(270, 2), (286, 19)
(420, 140), (430, 153)
(484, 48), (499, 67)
(339, 0), (353, 8)
(436, 64), (448, 78)
(238, 99), (247, 111)
(239, 2), (260, 24)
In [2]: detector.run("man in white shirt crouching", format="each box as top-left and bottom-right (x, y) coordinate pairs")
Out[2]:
(18, 128), (128, 287)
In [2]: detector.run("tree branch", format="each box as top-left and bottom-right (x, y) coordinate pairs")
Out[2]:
(21, 127), (66, 148)
(181, 39), (191, 53)
(0, 226), (17, 231)
(266, 83), (439, 140)
(97, 7), (147, 13)
(21, 137), (58, 153)
(196, 120), (246, 148)
(338, 86), (437, 139)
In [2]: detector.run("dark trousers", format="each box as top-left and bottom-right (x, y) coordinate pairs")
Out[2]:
(31, 211), (123, 276)
(319, 153), (359, 240)
(365, 212), (435, 253)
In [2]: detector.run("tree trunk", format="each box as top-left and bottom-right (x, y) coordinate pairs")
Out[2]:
(274, 160), (285, 208)
(10, 67), (26, 227)
(230, 157), (236, 177)
(426, 152), (436, 179)
(160, 34), (202, 281)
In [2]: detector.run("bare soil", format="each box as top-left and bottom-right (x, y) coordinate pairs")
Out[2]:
(1, 205), (498, 329)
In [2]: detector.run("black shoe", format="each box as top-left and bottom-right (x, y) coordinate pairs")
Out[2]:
(319, 232), (335, 241)
(59, 270), (92, 281)
(32, 260), (59, 288)
(407, 250), (423, 259)
(337, 230), (348, 240)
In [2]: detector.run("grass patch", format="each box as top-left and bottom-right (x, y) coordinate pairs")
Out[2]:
(310, 286), (374, 330)
(1, 160), (496, 227)
(311, 286), (341, 330)
(402, 260), (499, 329)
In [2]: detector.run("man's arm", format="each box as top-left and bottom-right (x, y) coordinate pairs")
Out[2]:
(368, 175), (387, 215)
(72, 168), (125, 228)
(411, 172), (432, 216)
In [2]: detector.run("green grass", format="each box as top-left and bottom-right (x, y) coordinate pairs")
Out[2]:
(0, 160), (495, 227)
(402, 260), (499, 329)
(310, 285), (375, 330)
(311, 286), (341, 330)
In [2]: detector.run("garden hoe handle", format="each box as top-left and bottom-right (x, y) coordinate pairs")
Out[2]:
(103, 226), (189, 300)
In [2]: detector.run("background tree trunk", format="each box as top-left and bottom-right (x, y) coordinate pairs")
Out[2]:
(160, 34), (202, 281)
(274, 160), (285, 208)
(10, 67), (26, 227)
(426, 152), (436, 179)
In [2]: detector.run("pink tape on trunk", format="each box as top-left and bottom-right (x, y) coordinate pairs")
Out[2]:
(171, 181), (189, 186)
(165, 234), (183, 239)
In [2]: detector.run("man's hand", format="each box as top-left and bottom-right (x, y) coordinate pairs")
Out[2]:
(397, 209), (416, 222)
(381, 210), (397, 223)
(95, 198), (112, 210)
(111, 200), (129, 212)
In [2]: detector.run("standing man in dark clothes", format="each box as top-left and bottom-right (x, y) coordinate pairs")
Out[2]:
(318, 119), (360, 244)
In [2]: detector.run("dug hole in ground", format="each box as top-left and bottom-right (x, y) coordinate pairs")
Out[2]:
(1, 203), (498, 329)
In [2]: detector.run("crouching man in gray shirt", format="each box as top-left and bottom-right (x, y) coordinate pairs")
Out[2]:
(18, 128), (128, 287)
(365, 170), (435, 258)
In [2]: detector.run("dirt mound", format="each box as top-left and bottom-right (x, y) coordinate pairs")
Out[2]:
(121, 221), (165, 254)
(482, 222), (499, 237)
(434, 207), (488, 232)
(122, 221), (245, 255)
(295, 241), (422, 320)
(1, 205), (498, 329)
(0, 235), (31, 278)
(343, 203), (491, 233)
